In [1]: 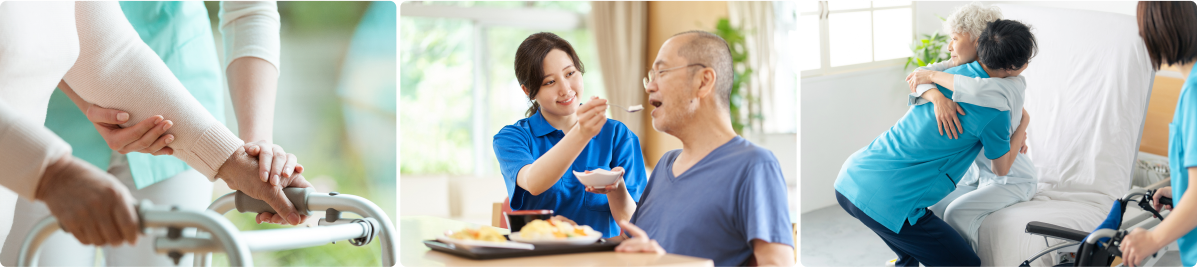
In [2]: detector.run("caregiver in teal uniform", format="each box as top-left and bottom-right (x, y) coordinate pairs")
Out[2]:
(0, 2), (296, 266)
(1121, 2), (1197, 267)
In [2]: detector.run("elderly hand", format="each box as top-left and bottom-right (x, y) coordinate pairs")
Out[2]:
(85, 104), (175, 155)
(1121, 228), (1167, 267)
(584, 167), (625, 194)
(614, 220), (665, 254)
(905, 70), (939, 93)
(36, 155), (140, 246)
(242, 140), (303, 187)
(217, 146), (312, 225)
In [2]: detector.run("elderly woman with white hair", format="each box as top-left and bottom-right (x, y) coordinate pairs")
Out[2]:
(905, 1), (1040, 254)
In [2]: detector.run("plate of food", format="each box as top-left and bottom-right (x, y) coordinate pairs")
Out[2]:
(437, 226), (534, 250)
(572, 168), (622, 187)
(509, 219), (603, 245)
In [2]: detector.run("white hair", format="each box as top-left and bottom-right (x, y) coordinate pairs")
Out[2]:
(943, 2), (1003, 42)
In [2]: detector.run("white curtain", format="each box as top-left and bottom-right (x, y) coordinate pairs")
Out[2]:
(590, 1), (647, 137)
(729, 2), (776, 135)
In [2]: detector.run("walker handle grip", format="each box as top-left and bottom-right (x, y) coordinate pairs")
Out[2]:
(234, 187), (313, 216)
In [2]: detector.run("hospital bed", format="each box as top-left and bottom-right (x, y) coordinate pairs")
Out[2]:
(18, 187), (396, 266)
(973, 4), (1158, 267)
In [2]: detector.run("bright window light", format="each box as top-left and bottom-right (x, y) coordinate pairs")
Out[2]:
(828, 11), (872, 67)
(876, 0), (909, 7)
(799, 1), (819, 13)
(800, 14), (820, 71)
(873, 7), (912, 61)
(823, 0), (871, 11)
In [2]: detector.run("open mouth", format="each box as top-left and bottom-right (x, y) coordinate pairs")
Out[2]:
(650, 100), (662, 108)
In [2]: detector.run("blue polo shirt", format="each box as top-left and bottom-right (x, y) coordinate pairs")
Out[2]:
(834, 70), (1012, 233)
(493, 111), (647, 238)
(1170, 66), (1197, 267)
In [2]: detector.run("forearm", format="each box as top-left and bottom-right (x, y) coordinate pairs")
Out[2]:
(606, 187), (637, 222)
(930, 71), (956, 90)
(1152, 168), (1197, 244)
(65, 2), (243, 178)
(919, 87), (948, 103)
(517, 133), (589, 195)
(0, 100), (73, 200)
(226, 57), (278, 142)
(752, 239), (796, 266)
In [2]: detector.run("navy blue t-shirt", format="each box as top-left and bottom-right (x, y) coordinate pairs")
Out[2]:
(630, 136), (793, 266)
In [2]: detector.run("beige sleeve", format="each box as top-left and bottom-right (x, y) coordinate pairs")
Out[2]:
(0, 100), (72, 200)
(219, 1), (281, 71)
(63, 2), (243, 179)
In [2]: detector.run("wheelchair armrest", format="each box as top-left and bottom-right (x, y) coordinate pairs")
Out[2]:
(1026, 221), (1090, 242)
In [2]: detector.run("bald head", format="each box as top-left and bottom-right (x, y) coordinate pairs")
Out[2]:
(668, 30), (734, 110)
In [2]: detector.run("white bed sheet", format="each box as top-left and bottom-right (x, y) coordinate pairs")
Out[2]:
(976, 4), (1155, 266)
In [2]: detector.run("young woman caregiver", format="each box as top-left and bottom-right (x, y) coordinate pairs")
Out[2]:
(493, 32), (647, 238)
(1122, 2), (1197, 267)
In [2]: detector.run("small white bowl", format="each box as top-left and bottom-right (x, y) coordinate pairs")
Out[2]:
(572, 169), (622, 187)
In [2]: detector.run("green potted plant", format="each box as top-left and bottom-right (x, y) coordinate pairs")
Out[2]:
(905, 31), (950, 70)
(714, 18), (761, 135)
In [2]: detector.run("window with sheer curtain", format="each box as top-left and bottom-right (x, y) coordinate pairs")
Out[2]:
(400, 2), (604, 176)
(800, 1), (913, 77)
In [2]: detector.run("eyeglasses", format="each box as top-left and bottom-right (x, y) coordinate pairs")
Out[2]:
(643, 63), (707, 89)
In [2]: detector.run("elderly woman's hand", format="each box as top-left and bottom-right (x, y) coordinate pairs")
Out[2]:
(905, 70), (940, 93)
(36, 155), (140, 246)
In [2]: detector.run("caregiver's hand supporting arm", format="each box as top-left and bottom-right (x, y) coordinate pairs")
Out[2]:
(919, 88), (965, 139)
(1122, 167), (1197, 267)
(516, 98), (608, 195)
(227, 57), (296, 185)
(991, 109), (1029, 176)
(584, 166), (637, 222)
(58, 80), (176, 156)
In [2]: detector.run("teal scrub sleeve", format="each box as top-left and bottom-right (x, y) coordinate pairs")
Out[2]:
(1182, 102), (1197, 168)
(609, 121), (647, 202)
(980, 111), (1013, 160)
(493, 125), (536, 208)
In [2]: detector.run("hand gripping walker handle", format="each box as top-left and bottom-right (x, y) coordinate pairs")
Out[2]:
(234, 187), (313, 216)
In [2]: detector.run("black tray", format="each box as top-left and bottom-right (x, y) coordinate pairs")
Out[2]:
(424, 236), (620, 260)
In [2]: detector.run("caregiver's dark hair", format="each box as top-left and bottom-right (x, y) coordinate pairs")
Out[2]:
(514, 32), (585, 118)
(1138, 1), (1197, 70)
(977, 19), (1037, 71)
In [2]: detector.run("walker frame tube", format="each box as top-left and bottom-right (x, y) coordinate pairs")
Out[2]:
(198, 191), (396, 267)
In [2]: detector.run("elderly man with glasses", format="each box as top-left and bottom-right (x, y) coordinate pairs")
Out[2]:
(597, 30), (795, 266)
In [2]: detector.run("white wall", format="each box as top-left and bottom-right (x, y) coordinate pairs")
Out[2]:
(800, 65), (910, 213)
(915, 1), (1136, 38)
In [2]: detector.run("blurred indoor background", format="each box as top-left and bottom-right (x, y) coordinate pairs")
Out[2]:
(399, 0), (797, 233)
(197, 1), (396, 266)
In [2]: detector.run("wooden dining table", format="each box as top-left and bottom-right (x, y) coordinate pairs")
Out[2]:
(400, 216), (715, 266)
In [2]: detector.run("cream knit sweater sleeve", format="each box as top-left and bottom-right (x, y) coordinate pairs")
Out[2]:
(219, 1), (281, 71)
(0, 101), (72, 200)
(63, 2), (244, 179)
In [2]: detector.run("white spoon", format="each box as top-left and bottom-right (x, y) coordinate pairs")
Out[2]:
(608, 103), (643, 113)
